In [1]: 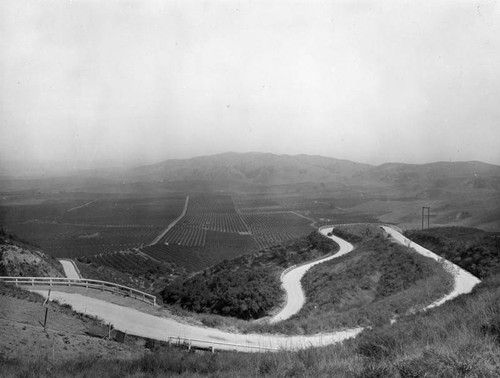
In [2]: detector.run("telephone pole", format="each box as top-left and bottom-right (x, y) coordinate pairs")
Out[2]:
(421, 207), (430, 230)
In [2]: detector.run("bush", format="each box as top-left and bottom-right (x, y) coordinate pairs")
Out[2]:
(162, 268), (281, 320)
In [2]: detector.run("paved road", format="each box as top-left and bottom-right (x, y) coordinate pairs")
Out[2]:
(58, 259), (81, 279)
(382, 226), (481, 309)
(269, 227), (354, 323)
(31, 289), (362, 352)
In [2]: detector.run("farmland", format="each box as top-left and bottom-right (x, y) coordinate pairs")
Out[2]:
(140, 194), (319, 268)
(2, 221), (162, 258)
(0, 190), (381, 271)
(242, 213), (313, 249)
(143, 230), (259, 271)
(0, 190), (390, 271)
(0, 194), (185, 257)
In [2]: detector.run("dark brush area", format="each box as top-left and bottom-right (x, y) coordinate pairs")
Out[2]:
(404, 227), (500, 278)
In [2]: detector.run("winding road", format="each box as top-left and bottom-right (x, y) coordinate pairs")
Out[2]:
(32, 224), (481, 352)
(270, 227), (353, 323)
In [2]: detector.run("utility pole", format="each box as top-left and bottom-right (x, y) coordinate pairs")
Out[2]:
(421, 207), (430, 230)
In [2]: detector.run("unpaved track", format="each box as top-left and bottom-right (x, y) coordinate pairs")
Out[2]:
(150, 196), (189, 245)
(269, 227), (353, 323)
(59, 259), (81, 279)
(382, 226), (481, 309)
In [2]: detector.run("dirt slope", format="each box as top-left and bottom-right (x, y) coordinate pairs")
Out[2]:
(0, 283), (145, 361)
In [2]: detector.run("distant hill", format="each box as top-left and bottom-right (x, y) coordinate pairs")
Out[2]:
(124, 153), (500, 195)
(127, 152), (373, 187)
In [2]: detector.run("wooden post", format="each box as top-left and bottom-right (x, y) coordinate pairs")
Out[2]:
(41, 290), (51, 331)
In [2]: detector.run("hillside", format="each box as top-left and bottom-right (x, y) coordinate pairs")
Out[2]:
(0, 282), (145, 365)
(0, 232), (64, 278)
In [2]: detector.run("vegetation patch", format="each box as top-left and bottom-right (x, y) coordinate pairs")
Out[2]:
(404, 226), (500, 278)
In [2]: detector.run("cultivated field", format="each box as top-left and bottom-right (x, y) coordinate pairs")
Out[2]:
(242, 213), (313, 249)
(1, 195), (186, 257)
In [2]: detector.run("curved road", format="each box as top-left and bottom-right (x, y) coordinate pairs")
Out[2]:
(270, 227), (353, 323)
(31, 290), (362, 352)
(33, 224), (481, 353)
(381, 226), (481, 309)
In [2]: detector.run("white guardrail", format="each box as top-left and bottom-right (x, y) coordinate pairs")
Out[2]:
(0, 276), (157, 306)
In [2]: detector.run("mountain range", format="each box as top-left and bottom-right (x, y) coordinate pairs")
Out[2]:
(2, 152), (500, 195)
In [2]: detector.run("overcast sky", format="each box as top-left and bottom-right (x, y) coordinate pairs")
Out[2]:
(1, 0), (500, 172)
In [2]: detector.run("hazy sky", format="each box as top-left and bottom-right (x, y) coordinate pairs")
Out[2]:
(1, 0), (500, 172)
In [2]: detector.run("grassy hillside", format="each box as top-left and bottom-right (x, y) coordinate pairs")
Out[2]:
(0, 282), (146, 371)
(290, 235), (452, 332)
